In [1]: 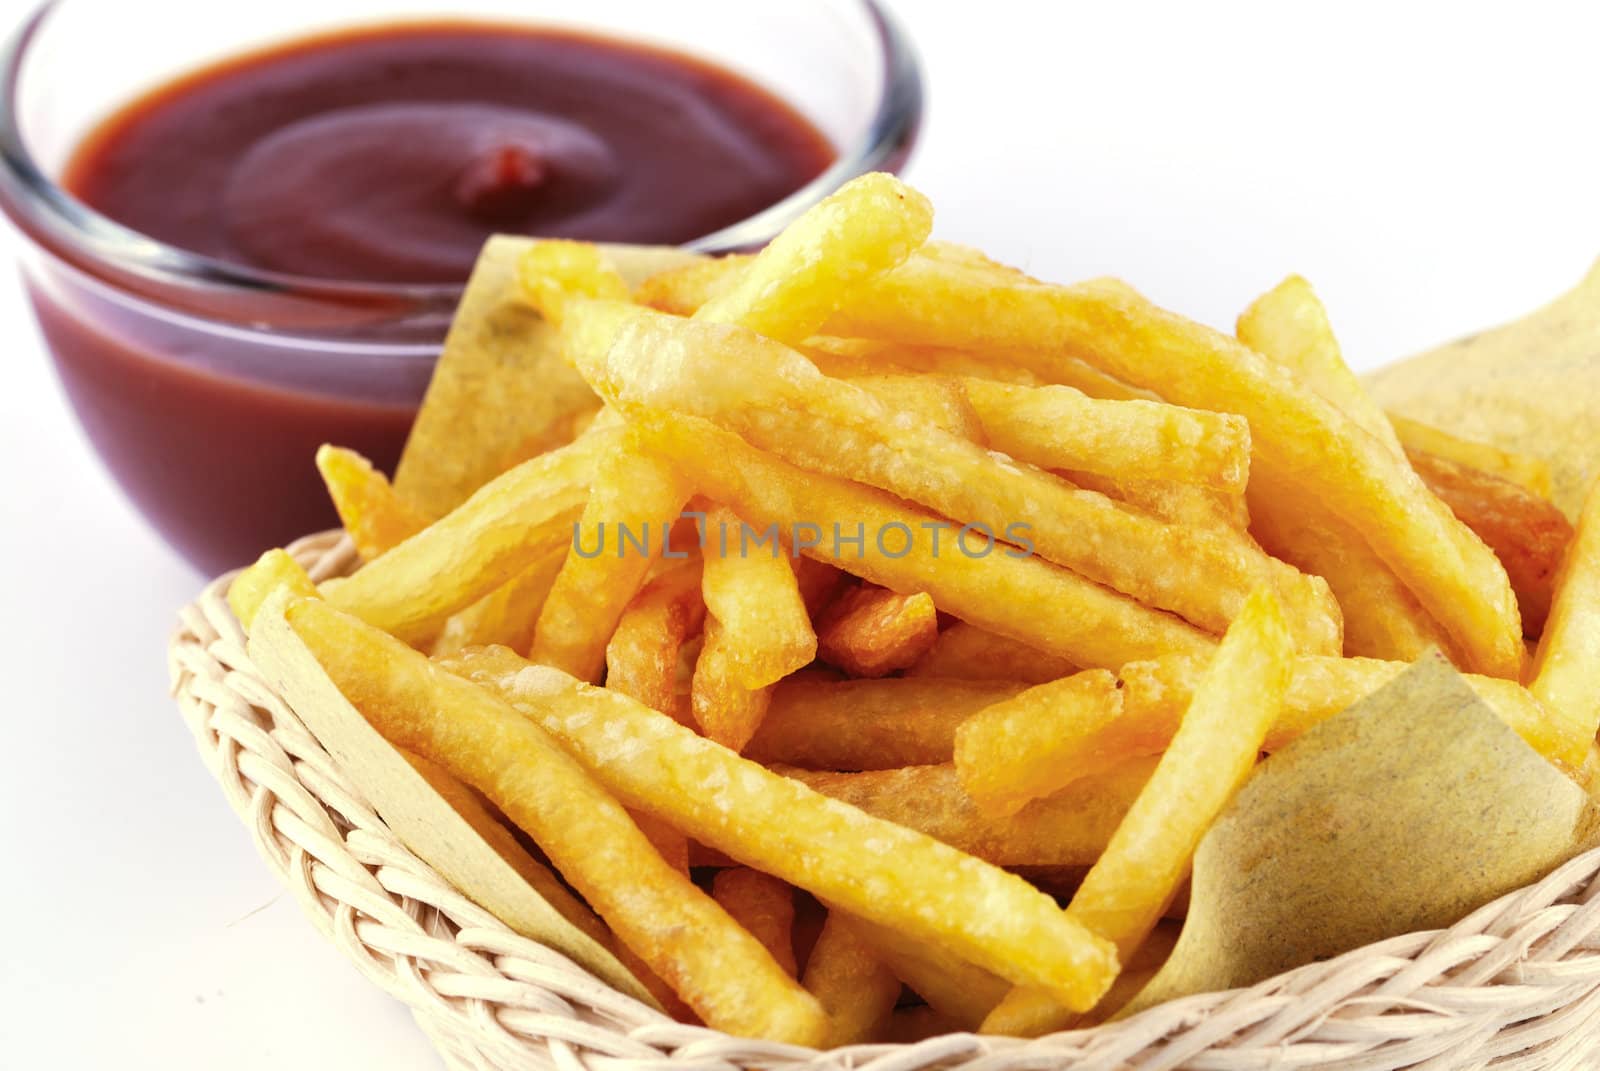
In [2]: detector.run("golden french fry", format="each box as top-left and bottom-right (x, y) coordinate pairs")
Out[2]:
(848, 373), (986, 440)
(960, 378), (1251, 493)
(801, 913), (902, 1047)
(315, 445), (428, 561)
(327, 427), (618, 642)
(794, 555), (850, 618)
(841, 914), (1010, 1030)
(429, 547), (566, 659)
(800, 336), (1045, 386)
(631, 810), (691, 877)
(630, 411), (1215, 670)
(1114, 653), (1565, 772)
(531, 433), (694, 682)
(1236, 277), (1462, 662)
(282, 597), (826, 1044)
(1248, 483), (1456, 662)
(783, 760), (1154, 868)
(1388, 413), (1553, 499)
(1237, 275), (1404, 456)
(691, 617), (777, 753)
(694, 172), (932, 344)
(746, 677), (1025, 770)
(953, 670), (1124, 817)
(985, 588), (1293, 1037)
(566, 302), (1338, 651)
(1531, 480), (1600, 764)
(906, 622), (1079, 684)
(636, 253), (751, 316)
(447, 646), (1120, 1011)
(230, 548), (322, 632)
(517, 239), (631, 326)
(1408, 446), (1573, 637)
(806, 255), (1522, 677)
(1064, 468), (1250, 533)
(815, 585), (939, 677)
(712, 869), (798, 977)
(604, 558), (706, 715)
(699, 505), (816, 689)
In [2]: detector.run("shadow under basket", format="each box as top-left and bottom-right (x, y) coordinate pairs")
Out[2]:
(169, 530), (1600, 1071)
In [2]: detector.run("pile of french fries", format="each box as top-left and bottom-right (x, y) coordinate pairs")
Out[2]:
(230, 173), (1600, 1045)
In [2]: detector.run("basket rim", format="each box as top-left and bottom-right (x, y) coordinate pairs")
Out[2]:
(168, 528), (1600, 1071)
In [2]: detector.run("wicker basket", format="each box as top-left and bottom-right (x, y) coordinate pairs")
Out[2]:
(169, 530), (1600, 1070)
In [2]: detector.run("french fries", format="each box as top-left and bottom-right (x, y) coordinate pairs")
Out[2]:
(1531, 481), (1600, 764)
(804, 255), (1523, 677)
(954, 670), (1124, 817)
(314, 445), (426, 561)
(746, 677), (1024, 770)
(801, 914), (902, 1046)
(814, 584), (939, 677)
(281, 595), (827, 1044)
(712, 869), (798, 977)
(565, 301), (1339, 652)
(631, 411), (1216, 671)
(326, 426), (618, 642)
(263, 172), (1600, 1047)
(907, 622), (1078, 684)
(960, 378), (1251, 492)
(604, 558), (705, 715)
(531, 430), (693, 682)
(447, 646), (1120, 1010)
(984, 588), (1293, 1036)
(784, 760), (1154, 868)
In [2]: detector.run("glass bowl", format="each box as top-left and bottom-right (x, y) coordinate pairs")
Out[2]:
(0, 0), (922, 574)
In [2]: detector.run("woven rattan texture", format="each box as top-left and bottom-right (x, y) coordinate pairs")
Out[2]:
(168, 530), (1600, 1070)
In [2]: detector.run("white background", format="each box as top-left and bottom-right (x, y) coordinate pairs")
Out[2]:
(2, 1), (1599, 1067)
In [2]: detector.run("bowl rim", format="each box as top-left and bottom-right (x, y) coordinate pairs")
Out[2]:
(0, 0), (922, 323)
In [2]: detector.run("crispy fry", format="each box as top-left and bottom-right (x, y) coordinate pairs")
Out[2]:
(629, 411), (1215, 670)
(906, 622), (1078, 684)
(315, 445), (428, 561)
(699, 506), (816, 689)
(326, 427), (618, 642)
(447, 646), (1120, 1010)
(809, 255), (1521, 677)
(1237, 275), (1404, 456)
(985, 589), (1293, 1037)
(1408, 446), (1573, 637)
(1389, 413), (1553, 499)
(429, 548), (566, 659)
(1248, 484), (1455, 661)
(961, 378), (1251, 492)
(566, 302), (1337, 650)
(954, 670), (1124, 817)
(1065, 468), (1250, 533)
(849, 373), (986, 440)
(1236, 277), (1463, 662)
(783, 760), (1154, 868)
(531, 432), (694, 681)
(518, 239), (631, 326)
(800, 336), (1045, 386)
(283, 597), (826, 1043)
(1531, 481), (1600, 764)
(694, 172), (932, 344)
(230, 548), (322, 632)
(842, 914), (1010, 1029)
(692, 617), (777, 753)
(1117, 653), (1565, 770)
(746, 677), (1025, 770)
(712, 869), (798, 977)
(815, 585), (939, 677)
(604, 558), (706, 715)
(801, 913), (902, 1047)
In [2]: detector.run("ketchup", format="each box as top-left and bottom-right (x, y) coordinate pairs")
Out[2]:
(31, 22), (838, 574)
(64, 22), (835, 281)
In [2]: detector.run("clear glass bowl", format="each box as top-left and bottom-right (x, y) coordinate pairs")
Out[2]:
(0, 0), (922, 574)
